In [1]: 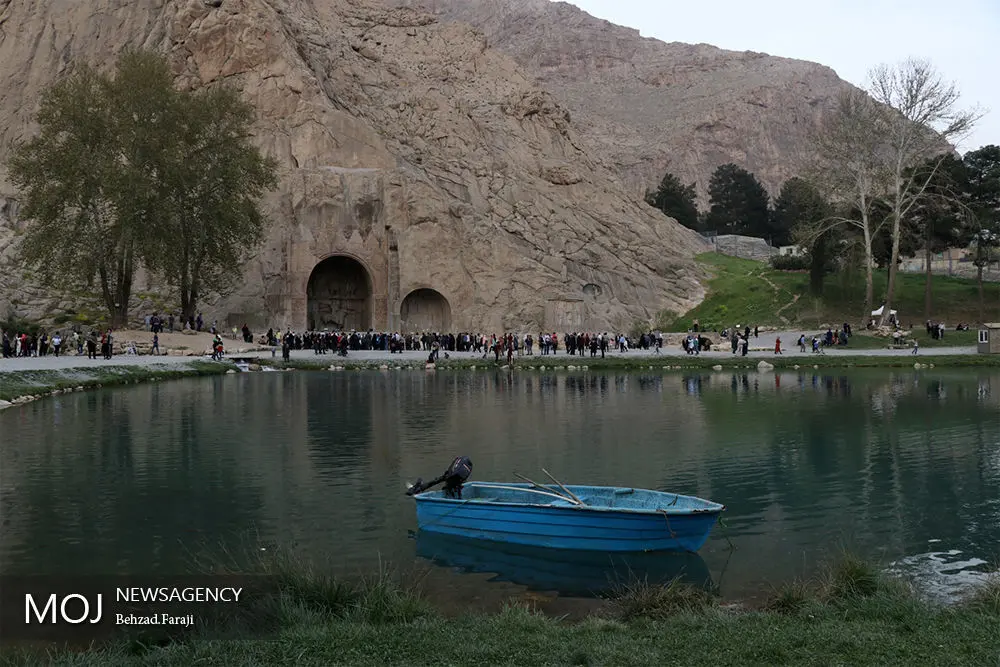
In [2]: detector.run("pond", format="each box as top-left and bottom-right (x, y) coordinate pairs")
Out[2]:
(2, 369), (998, 607)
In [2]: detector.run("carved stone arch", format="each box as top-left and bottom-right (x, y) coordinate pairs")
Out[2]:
(399, 287), (452, 332)
(306, 254), (375, 331)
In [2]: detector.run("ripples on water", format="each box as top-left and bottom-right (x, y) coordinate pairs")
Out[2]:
(887, 549), (994, 604)
(1, 369), (998, 603)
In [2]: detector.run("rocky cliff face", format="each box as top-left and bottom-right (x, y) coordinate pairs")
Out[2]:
(390, 0), (856, 202)
(0, 0), (708, 332)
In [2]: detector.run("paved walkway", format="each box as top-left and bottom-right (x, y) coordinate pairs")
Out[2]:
(0, 339), (976, 373)
(0, 353), (200, 372)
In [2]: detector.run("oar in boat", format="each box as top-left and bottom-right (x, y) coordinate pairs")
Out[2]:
(513, 472), (576, 503)
(541, 468), (585, 506)
(470, 483), (583, 505)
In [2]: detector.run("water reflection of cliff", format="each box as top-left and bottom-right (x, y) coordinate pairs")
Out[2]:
(1, 369), (997, 598)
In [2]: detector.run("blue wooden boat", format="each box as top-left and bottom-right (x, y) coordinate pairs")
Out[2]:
(415, 531), (713, 597)
(412, 482), (725, 552)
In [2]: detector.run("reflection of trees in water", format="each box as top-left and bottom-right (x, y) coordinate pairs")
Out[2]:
(697, 370), (1000, 570)
(3, 380), (272, 575)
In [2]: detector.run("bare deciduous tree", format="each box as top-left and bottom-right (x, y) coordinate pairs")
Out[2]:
(867, 58), (982, 325)
(807, 88), (892, 324)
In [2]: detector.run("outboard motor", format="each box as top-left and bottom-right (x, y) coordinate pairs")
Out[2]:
(406, 456), (473, 499)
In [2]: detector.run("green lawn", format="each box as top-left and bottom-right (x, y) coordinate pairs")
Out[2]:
(786, 328), (980, 351)
(5, 554), (997, 667)
(666, 253), (1000, 332)
(18, 605), (990, 667)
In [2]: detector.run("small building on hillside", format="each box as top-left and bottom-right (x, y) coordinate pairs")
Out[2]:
(778, 245), (806, 257)
(978, 324), (1000, 354)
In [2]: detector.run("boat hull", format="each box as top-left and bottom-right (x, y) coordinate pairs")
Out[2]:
(414, 484), (723, 552)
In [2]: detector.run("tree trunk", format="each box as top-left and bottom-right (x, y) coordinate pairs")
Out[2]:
(183, 251), (204, 322)
(882, 211), (901, 326)
(112, 303), (129, 329)
(98, 263), (116, 326)
(862, 225), (874, 327)
(187, 278), (199, 323)
(180, 279), (192, 322)
(181, 275), (198, 322)
(923, 239), (933, 322)
(978, 265), (985, 323)
(809, 234), (826, 296)
(181, 287), (196, 321)
(179, 244), (195, 321)
(110, 248), (134, 329)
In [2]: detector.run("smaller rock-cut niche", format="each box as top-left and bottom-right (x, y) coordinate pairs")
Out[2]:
(582, 283), (602, 297)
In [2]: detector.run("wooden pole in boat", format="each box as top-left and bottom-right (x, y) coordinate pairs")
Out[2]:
(469, 483), (583, 505)
(541, 468), (585, 506)
(513, 472), (574, 502)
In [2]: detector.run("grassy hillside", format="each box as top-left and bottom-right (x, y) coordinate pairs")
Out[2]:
(663, 253), (1000, 332)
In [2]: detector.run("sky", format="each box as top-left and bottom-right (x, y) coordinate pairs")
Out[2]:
(558, 0), (998, 153)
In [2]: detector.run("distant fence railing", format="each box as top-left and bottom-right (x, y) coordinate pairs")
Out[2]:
(899, 258), (1000, 282)
(701, 232), (1000, 282)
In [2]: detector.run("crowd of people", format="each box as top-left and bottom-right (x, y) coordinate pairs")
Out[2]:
(259, 329), (672, 363)
(144, 311), (211, 334)
(1, 329), (124, 360)
(1, 311), (237, 362)
(3, 313), (974, 365)
(0, 318), (841, 363)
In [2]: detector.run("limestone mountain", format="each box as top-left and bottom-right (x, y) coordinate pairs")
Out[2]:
(0, 0), (708, 333)
(389, 0), (857, 202)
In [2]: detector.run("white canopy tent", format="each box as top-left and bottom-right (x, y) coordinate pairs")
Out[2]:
(871, 305), (898, 317)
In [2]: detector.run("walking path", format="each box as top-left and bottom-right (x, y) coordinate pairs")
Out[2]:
(0, 336), (976, 373)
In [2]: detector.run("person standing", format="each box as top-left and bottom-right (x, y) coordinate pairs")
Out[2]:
(152, 333), (160, 356)
(774, 337), (782, 355)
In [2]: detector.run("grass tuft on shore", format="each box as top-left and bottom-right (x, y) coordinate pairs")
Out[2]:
(223, 542), (433, 627)
(606, 576), (717, 620)
(822, 551), (898, 601)
(965, 575), (1000, 615)
(763, 579), (815, 615)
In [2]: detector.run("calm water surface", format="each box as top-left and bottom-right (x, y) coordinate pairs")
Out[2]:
(2, 369), (998, 604)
